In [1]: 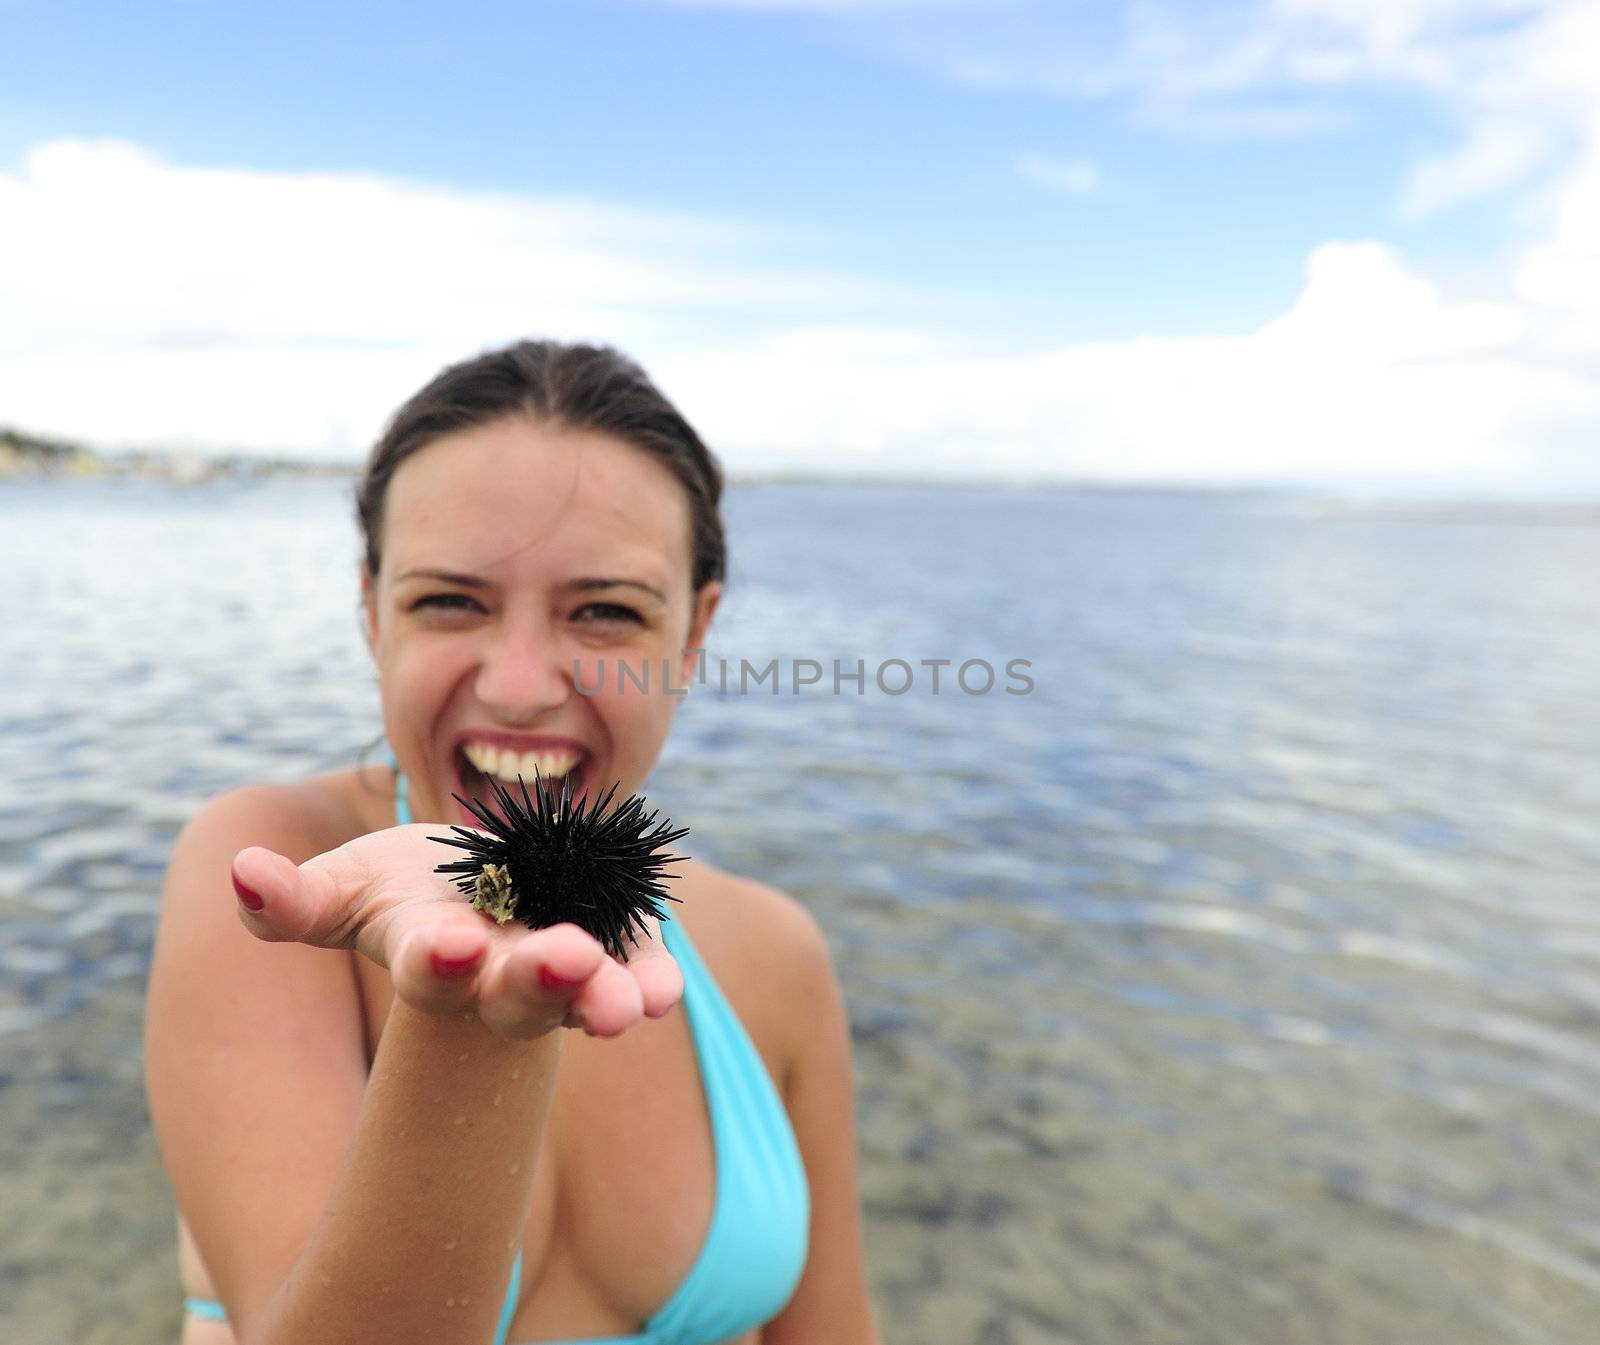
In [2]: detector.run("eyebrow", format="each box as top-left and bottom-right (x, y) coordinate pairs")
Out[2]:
(394, 568), (490, 588)
(563, 577), (668, 604)
(394, 569), (666, 604)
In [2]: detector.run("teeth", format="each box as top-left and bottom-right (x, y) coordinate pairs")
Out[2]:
(462, 742), (582, 784)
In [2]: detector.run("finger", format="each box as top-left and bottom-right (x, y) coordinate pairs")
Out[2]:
(232, 841), (384, 948)
(627, 938), (684, 1020)
(389, 911), (492, 1015)
(477, 926), (607, 1040)
(526, 923), (612, 986)
(231, 845), (364, 945)
(570, 957), (646, 1039)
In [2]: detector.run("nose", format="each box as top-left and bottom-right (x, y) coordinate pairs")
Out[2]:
(474, 625), (572, 722)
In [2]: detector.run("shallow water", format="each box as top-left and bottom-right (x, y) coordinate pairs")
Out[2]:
(2, 478), (1598, 1343)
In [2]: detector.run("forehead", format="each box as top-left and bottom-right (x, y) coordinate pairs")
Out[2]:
(382, 418), (692, 584)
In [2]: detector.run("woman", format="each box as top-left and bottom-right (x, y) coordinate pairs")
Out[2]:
(144, 341), (881, 1345)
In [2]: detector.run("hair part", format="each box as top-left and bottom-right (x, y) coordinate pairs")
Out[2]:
(356, 340), (727, 591)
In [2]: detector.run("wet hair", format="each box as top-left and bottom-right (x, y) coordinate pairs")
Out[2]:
(355, 339), (726, 591)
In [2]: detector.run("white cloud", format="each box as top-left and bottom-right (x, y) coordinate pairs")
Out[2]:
(0, 140), (881, 454)
(657, 239), (1592, 497)
(1015, 152), (1102, 198)
(1515, 144), (1600, 312)
(0, 135), (1596, 498)
(1258, 240), (1525, 359)
(1401, 119), (1547, 215)
(0, 138), (864, 354)
(937, 0), (1593, 211)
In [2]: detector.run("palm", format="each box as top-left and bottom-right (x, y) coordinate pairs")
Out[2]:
(232, 823), (684, 1038)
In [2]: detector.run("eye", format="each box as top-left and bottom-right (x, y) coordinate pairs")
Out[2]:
(575, 601), (644, 625)
(409, 593), (486, 614)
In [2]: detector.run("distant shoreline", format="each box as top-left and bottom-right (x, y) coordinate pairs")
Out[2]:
(0, 426), (355, 486)
(0, 427), (1282, 495)
(3, 426), (1596, 514)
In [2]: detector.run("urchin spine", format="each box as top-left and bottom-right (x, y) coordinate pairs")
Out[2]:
(428, 770), (688, 959)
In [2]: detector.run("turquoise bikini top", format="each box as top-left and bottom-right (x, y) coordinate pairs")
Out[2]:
(187, 771), (810, 1344)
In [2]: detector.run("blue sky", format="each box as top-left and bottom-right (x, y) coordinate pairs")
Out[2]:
(1, 0), (1596, 497)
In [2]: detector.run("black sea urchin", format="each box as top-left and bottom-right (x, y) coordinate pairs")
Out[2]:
(428, 771), (689, 960)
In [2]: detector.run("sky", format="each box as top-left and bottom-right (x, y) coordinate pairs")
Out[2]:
(0, 0), (1596, 498)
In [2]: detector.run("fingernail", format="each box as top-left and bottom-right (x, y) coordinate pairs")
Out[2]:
(232, 872), (264, 911)
(431, 951), (482, 979)
(539, 965), (583, 992)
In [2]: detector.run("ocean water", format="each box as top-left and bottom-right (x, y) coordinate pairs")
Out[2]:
(1, 477), (1598, 1344)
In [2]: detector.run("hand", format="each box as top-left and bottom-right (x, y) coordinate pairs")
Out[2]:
(229, 823), (684, 1039)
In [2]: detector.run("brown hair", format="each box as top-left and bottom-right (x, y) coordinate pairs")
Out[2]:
(356, 340), (727, 590)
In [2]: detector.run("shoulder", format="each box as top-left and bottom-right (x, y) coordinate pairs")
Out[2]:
(147, 771), (379, 1162)
(681, 858), (823, 944)
(674, 859), (839, 1095)
(676, 858), (833, 986)
(171, 765), (389, 869)
(152, 766), (388, 988)
(150, 768), (387, 1039)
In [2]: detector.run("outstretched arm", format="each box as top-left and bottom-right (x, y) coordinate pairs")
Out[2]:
(146, 785), (682, 1345)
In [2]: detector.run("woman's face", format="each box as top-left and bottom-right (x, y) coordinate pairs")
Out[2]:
(362, 416), (720, 829)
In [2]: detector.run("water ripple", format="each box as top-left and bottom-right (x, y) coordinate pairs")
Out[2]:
(5, 480), (1600, 1344)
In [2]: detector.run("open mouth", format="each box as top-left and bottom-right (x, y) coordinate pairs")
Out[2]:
(455, 741), (589, 826)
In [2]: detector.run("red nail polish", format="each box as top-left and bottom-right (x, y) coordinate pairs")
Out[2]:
(431, 951), (481, 979)
(539, 965), (582, 992)
(232, 872), (264, 911)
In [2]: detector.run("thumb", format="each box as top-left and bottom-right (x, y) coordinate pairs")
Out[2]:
(231, 843), (371, 949)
